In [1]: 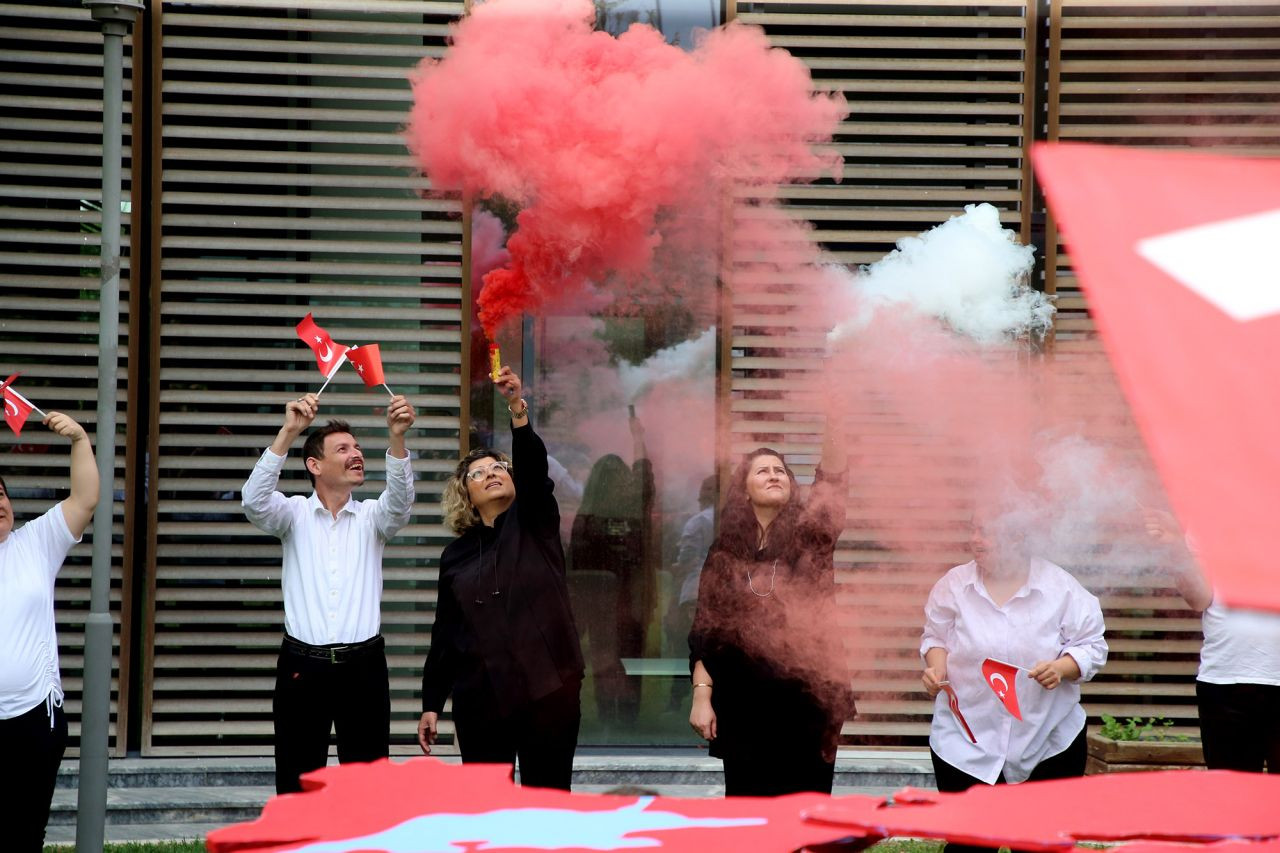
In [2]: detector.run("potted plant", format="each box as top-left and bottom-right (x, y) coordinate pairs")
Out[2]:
(1086, 714), (1204, 774)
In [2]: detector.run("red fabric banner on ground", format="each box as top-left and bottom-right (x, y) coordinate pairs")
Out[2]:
(1032, 143), (1280, 613)
(3, 385), (34, 436)
(294, 313), (349, 378)
(347, 343), (386, 388)
(206, 758), (861, 853)
(981, 658), (1022, 721)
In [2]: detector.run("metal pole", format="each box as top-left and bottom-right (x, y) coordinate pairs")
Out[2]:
(79, 2), (142, 849)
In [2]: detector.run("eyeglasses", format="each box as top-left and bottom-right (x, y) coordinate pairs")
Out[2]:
(465, 461), (512, 482)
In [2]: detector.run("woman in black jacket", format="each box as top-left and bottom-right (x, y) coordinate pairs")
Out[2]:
(418, 365), (584, 790)
(688, 426), (855, 796)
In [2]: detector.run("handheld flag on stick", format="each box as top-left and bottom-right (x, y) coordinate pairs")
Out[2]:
(938, 681), (977, 744)
(348, 344), (393, 396)
(295, 314), (349, 392)
(981, 658), (1023, 721)
(1, 374), (45, 436)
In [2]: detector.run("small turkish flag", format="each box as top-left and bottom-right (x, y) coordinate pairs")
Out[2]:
(1033, 143), (1280, 613)
(4, 386), (34, 436)
(981, 658), (1022, 721)
(939, 682), (977, 744)
(295, 313), (348, 378)
(347, 344), (386, 387)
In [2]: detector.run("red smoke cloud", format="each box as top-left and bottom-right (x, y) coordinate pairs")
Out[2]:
(406, 0), (844, 336)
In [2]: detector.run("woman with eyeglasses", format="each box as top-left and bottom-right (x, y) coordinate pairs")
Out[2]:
(687, 427), (856, 796)
(418, 365), (584, 790)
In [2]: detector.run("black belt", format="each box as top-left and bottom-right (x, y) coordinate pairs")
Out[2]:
(282, 634), (384, 664)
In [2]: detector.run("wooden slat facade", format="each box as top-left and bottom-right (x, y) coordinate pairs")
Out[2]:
(3, 0), (1265, 755)
(0, 0), (133, 755)
(141, 0), (466, 754)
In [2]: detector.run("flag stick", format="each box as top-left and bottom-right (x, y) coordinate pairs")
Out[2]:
(381, 383), (395, 397)
(315, 353), (347, 396)
(8, 386), (47, 418)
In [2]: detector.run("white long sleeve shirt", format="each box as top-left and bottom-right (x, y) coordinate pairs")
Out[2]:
(242, 448), (414, 646)
(921, 558), (1108, 784)
(0, 506), (79, 719)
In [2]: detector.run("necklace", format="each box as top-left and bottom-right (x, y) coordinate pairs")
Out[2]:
(747, 559), (778, 597)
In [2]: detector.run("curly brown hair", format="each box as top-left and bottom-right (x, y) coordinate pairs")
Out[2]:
(442, 447), (514, 535)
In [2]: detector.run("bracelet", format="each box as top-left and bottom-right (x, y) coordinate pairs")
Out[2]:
(508, 399), (528, 418)
(692, 682), (713, 690)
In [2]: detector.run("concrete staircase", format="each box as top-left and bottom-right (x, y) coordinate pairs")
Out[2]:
(46, 749), (935, 846)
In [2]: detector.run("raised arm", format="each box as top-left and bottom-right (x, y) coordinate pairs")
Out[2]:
(375, 395), (416, 539)
(45, 412), (98, 539)
(242, 393), (317, 536)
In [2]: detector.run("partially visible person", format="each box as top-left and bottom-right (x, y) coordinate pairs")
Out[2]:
(688, 425), (855, 797)
(569, 413), (657, 728)
(419, 365), (584, 791)
(921, 514), (1107, 853)
(1145, 508), (1280, 772)
(664, 474), (716, 710)
(0, 412), (99, 852)
(242, 392), (416, 794)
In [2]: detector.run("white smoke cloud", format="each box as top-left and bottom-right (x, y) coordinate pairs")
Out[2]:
(618, 326), (716, 403)
(828, 203), (1052, 345)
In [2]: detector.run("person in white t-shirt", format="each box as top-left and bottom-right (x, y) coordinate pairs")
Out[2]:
(0, 412), (99, 853)
(1145, 509), (1280, 772)
(921, 515), (1107, 853)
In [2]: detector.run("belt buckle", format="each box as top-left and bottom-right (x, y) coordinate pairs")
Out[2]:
(329, 646), (339, 664)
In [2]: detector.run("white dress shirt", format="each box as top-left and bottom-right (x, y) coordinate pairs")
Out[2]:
(921, 558), (1108, 784)
(242, 448), (414, 646)
(0, 506), (79, 719)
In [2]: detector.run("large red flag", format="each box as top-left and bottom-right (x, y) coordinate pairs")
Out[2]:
(294, 313), (348, 378)
(981, 657), (1022, 721)
(1033, 143), (1280, 613)
(207, 758), (858, 853)
(3, 385), (34, 436)
(346, 344), (386, 388)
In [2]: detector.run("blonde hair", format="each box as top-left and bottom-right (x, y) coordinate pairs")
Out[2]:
(442, 448), (514, 535)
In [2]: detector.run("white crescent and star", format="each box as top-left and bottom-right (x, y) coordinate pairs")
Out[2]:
(4, 398), (19, 418)
(988, 672), (1009, 698)
(1136, 207), (1280, 323)
(319, 344), (334, 362)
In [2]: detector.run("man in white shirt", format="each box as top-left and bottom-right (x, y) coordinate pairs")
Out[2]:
(242, 392), (415, 793)
(1, 412), (99, 852)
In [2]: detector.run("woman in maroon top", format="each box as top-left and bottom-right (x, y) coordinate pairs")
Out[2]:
(688, 427), (855, 796)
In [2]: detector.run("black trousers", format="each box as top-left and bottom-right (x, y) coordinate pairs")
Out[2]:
(453, 678), (581, 791)
(273, 636), (390, 794)
(0, 696), (68, 853)
(1197, 680), (1280, 772)
(931, 726), (1087, 853)
(722, 748), (836, 797)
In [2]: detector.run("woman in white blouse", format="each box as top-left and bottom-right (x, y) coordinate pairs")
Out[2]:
(920, 515), (1107, 853)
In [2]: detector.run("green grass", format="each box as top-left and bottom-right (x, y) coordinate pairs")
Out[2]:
(46, 843), (206, 853)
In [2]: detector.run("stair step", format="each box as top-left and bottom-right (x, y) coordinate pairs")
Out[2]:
(49, 785), (272, 826)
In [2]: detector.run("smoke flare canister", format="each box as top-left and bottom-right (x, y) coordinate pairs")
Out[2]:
(489, 344), (501, 381)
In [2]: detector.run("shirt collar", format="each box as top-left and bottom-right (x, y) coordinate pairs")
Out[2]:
(961, 558), (1041, 604)
(307, 492), (358, 518)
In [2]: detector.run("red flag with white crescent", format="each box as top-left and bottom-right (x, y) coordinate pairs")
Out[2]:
(3, 385), (34, 436)
(347, 344), (386, 388)
(295, 313), (349, 379)
(1032, 143), (1280, 613)
(981, 657), (1022, 721)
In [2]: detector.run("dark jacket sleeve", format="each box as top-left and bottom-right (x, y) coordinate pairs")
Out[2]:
(422, 566), (461, 714)
(688, 548), (725, 675)
(511, 421), (559, 535)
(801, 466), (847, 561)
